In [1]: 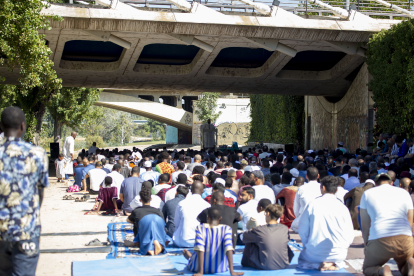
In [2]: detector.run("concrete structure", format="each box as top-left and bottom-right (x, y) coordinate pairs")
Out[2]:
(0, 1), (402, 97)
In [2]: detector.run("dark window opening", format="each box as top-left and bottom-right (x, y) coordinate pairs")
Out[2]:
(345, 63), (364, 83)
(182, 96), (198, 113)
(211, 47), (273, 68)
(282, 51), (347, 71)
(61, 40), (124, 62)
(139, 95), (154, 102)
(137, 44), (200, 66)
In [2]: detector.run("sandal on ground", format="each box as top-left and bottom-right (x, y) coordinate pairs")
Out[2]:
(75, 198), (80, 202)
(85, 239), (106, 246)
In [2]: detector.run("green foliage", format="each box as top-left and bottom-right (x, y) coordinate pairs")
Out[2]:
(143, 119), (166, 141)
(85, 136), (106, 148)
(194, 92), (222, 123)
(249, 94), (304, 144)
(366, 19), (414, 137)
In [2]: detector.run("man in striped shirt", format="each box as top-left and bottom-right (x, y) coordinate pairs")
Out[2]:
(183, 206), (244, 275)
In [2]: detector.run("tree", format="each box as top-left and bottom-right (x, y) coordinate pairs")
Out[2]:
(0, 0), (63, 143)
(47, 87), (101, 145)
(366, 19), (414, 137)
(143, 119), (166, 141)
(194, 92), (222, 123)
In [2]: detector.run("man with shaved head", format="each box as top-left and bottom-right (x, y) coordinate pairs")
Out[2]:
(0, 107), (49, 275)
(173, 181), (210, 247)
(62, 131), (77, 181)
(399, 178), (411, 194)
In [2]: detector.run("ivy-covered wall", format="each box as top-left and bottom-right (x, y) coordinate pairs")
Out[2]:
(249, 94), (304, 144)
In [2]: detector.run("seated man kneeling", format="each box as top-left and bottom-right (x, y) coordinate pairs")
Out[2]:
(125, 188), (167, 256)
(298, 176), (354, 271)
(86, 176), (119, 215)
(183, 206), (244, 276)
(242, 204), (293, 270)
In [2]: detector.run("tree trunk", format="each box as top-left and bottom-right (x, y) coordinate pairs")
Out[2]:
(54, 117), (63, 150)
(33, 102), (47, 146)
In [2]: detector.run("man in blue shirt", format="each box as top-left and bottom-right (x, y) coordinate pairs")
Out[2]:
(120, 166), (142, 214)
(162, 185), (189, 237)
(81, 156), (95, 190)
(0, 107), (49, 276)
(73, 157), (85, 187)
(391, 138), (409, 159)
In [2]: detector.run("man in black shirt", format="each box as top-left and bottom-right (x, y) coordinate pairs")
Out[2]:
(197, 191), (241, 246)
(126, 188), (164, 250)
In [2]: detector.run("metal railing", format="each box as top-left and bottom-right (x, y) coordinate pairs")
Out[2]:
(70, 0), (413, 19)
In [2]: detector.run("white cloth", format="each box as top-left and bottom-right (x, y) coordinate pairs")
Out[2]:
(360, 184), (414, 241)
(253, 185), (276, 204)
(391, 143), (399, 155)
(132, 151), (143, 161)
(298, 194), (354, 267)
(171, 170), (185, 185)
(55, 159), (66, 179)
(237, 199), (258, 231)
(250, 165), (261, 171)
(62, 136), (75, 175)
(88, 146), (98, 156)
(152, 184), (171, 195)
(139, 171), (161, 186)
(88, 168), (107, 192)
(104, 164), (114, 171)
(165, 184), (191, 203)
(130, 194), (165, 210)
(291, 180), (322, 233)
(96, 154), (105, 161)
(173, 194), (211, 247)
(335, 187), (348, 203)
(107, 171), (125, 198)
(344, 176), (360, 191)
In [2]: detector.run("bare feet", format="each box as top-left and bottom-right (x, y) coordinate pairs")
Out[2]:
(230, 271), (244, 275)
(183, 249), (192, 260)
(124, 240), (139, 247)
(382, 265), (392, 276)
(154, 240), (162, 255)
(408, 258), (414, 276)
(147, 250), (155, 256)
(319, 262), (336, 271)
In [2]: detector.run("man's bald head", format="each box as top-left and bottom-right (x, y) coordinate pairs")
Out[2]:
(1, 106), (26, 133)
(400, 178), (411, 191)
(387, 170), (396, 182)
(348, 169), (358, 178)
(191, 181), (204, 195)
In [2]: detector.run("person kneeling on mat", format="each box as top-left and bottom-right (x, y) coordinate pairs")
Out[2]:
(125, 188), (169, 256)
(183, 206), (244, 276)
(242, 204), (293, 270)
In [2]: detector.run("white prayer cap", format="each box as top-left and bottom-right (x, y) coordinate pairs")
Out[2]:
(214, 178), (226, 185)
(144, 161), (152, 168)
(365, 179), (375, 185)
(290, 168), (299, 178)
(338, 142), (344, 146)
(244, 166), (253, 172)
(307, 150), (313, 154)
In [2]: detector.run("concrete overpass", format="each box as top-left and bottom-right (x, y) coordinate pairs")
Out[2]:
(95, 91), (193, 131)
(0, 0), (404, 97)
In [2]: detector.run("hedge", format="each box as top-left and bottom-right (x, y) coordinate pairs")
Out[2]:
(249, 94), (304, 144)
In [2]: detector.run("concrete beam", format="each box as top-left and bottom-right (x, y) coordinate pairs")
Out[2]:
(82, 30), (131, 49)
(235, 0), (272, 15)
(247, 38), (297, 57)
(168, 34), (214, 52)
(325, 41), (366, 57)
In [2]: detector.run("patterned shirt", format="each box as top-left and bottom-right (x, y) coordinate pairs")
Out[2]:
(156, 187), (174, 203)
(187, 224), (234, 274)
(154, 162), (175, 175)
(205, 195), (235, 208)
(0, 137), (49, 241)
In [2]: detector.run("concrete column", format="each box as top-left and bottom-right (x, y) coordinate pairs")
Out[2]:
(153, 95), (160, 103)
(176, 96), (183, 109)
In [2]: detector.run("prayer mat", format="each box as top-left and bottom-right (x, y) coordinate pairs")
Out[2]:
(346, 259), (399, 273)
(107, 222), (303, 259)
(72, 255), (180, 276)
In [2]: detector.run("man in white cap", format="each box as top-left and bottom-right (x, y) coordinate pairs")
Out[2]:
(139, 161), (161, 186)
(290, 168), (299, 185)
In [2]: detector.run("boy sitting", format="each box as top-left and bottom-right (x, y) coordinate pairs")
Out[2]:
(183, 206), (244, 276)
(86, 176), (119, 215)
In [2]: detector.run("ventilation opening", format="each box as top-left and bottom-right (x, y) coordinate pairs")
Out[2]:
(282, 51), (347, 71)
(137, 44), (200, 66)
(61, 40), (124, 62)
(345, 63), (364, 83)
(211, 47), (273, 68)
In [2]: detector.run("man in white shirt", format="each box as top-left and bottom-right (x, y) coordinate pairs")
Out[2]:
(335, 176), (348, 203)
(171, 161), (186, 185)
(105, 157), (115, 172)
(186, 154), (203, 173)
(165, 173), (189, 203)
(62, 132), (77, 179)
(173, 182), (210, 247)
(88, 142), (98, 156)
(360, 173), (414, 276)
(291, 167), (322, 233)
(107, 164), (125, 198)
(298, 176), (354, 271)
(82, 161), (107, 194)
(130, 181), (165, 210)
(96, 149), (105, 161)
(344, 169), (360, 191)
(139, 161), (161, 186)
(152, 174), (171, 194)
(237, 187), (258, 232)
(250, 171), (276, 204)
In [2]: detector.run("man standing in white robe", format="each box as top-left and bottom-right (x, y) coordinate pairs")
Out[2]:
(298, 176), (354, 271)
(62, 132), (77, 180)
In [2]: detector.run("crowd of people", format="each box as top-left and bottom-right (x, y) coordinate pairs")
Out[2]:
(60, 135), (414, 276)
(2, 106), (414, 276)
